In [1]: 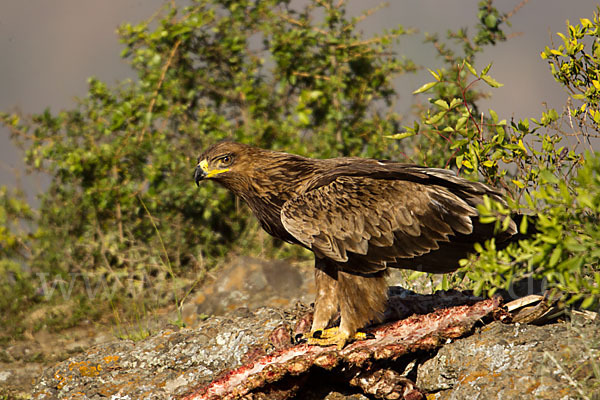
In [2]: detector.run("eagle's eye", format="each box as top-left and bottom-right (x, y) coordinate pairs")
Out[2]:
(217, 154), (233, 166)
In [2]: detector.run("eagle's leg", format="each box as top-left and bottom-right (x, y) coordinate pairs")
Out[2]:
(307, 259), (388, 349)
(336, 269), (387, 345)
(310, 258), (339, 333)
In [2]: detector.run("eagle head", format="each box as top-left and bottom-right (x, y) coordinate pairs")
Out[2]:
(194, 141), (257, 186)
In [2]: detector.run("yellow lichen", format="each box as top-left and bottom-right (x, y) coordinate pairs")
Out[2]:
(68, 361), (101, 377)
(103, 355), (119, 364)
(54, 371), (71, 390)
(459, 370), (501, 385)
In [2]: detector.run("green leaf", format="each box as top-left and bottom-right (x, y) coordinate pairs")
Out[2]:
(413, 81), (438, 94)
(425, 111), (446, 125)
(449, 98), (462, 109)
(489, 108), (498, 123)
(480, 74), (504, 88)
(539, 169), (559, 184)
(519, 215), (528, 234)
(501, 215), (512, 231)
(455, 116), (468, 131)
(512, 179), (525, 189)
(540, 235), (559, 244)
(517, 139), (528, 154)
(481, 63), (492, 76)
(434, 99), (449, 110)
(548, 246), (562, 267)
(479, 215), (496, 224)
(439, 274), (449, 291)
(484, 14), (497, 29)
(463, 60), (478, 76)
(308, 90), (323, 100)
(407, 271), (425, 280)
(581, 295), (596, 310)
(297, 111), (310, 125)
(385, 131), (416, 140)
(580, 18), (593, 28)
(428, 68), (441, 81)
(455, 154), (464, 169)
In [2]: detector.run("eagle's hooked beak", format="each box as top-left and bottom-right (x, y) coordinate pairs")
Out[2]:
(194, 160), (208, 187)
(194, 159), (230, 186)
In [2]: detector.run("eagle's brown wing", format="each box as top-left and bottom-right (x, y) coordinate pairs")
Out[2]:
(281, 175), (485, 275)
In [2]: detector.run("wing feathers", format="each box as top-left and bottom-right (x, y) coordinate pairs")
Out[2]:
(280, 175), (491, 274)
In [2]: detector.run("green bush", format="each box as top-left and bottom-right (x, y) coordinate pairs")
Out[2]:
(472, 151), (600, 307)
(404, 6), (599, 307)
(0, 187), (36, 337)
(465, 11), (600, 307)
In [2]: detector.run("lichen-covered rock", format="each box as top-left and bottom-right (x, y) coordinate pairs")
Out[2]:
(417, 318), (600, 400)
(31, 306), (304, 399)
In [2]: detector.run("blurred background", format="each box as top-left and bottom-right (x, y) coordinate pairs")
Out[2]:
(1, 0), (598, 200)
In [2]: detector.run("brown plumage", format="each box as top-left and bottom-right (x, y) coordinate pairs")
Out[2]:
(194, 141), (517, 348)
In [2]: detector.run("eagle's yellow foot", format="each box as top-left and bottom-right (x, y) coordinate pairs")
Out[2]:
(302, 327), (373, 349)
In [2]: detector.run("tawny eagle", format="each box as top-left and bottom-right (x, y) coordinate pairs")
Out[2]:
(194, 141), (517, 348)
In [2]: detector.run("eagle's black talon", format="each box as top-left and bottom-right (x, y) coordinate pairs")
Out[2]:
(312, 330), (323, 339)
(294, 333), (307, 344)
(363, 332), (375, 340)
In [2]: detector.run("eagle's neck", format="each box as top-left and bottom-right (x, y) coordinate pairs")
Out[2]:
(219, 153), (325, 244)
(251, 156), (322, 242)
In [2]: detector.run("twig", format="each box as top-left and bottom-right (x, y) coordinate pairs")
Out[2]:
(345, 2), (388, 30)
(504, 0), (531, 21)
(138, 39), (182, 142)
(314, 0), (331, 11)
(334, 35), (397, 50)
(292, 71), (331, 81)
(112, 165), (124, 243)
(276, 13), (328, 36)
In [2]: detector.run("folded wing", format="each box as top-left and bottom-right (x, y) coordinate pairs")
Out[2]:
(281, 173), (503, 274)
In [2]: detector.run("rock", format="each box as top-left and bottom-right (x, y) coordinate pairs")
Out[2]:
(186, 257), (314, 321)
(417, 319), (600, 399)
(30, 300), (600, 400)
(32, 306), (305, 399)
(0, 320), (116, 399)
